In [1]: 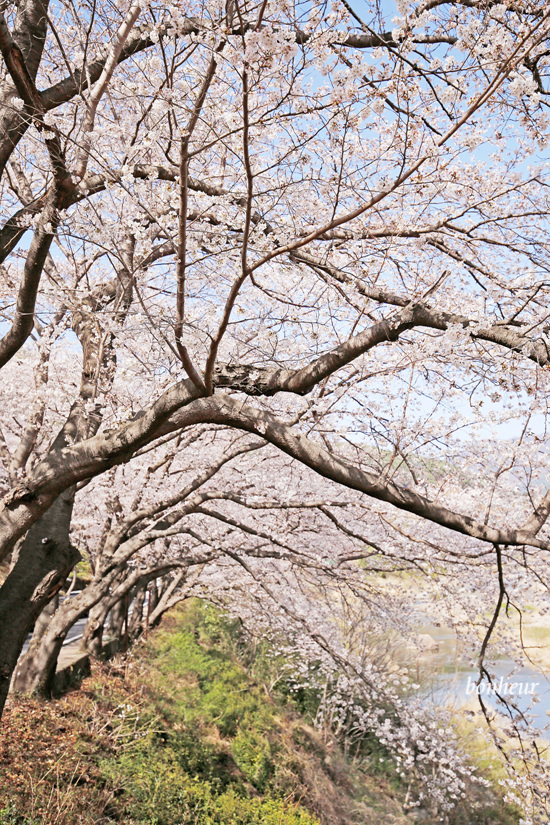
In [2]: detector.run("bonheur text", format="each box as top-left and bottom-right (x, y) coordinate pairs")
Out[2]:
(465, 676), (539, 697)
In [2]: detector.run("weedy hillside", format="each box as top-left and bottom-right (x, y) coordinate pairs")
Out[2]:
(0, 601), (518, 825)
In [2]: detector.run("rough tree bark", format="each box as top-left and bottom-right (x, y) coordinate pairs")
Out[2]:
(0, 489), (78, 706)
(0, 0), (50, 176)
(80, 600), (108, 659)
(107, 597), (127, 645)
(12, 560), (124, 695)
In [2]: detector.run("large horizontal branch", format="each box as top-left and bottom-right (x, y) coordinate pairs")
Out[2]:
(0, 294), (544, 552)
(213, 304), (420, 395)
(305, 30), (457, 48)
(212, 298), (550, 398)
(290, 251), (550, 368)
(40, 21), (455, 115)
(40, 20), (201, 112)
(0, 368), (547, 575)
(1, 284), (548, 560)
(171, 396), (548, 551)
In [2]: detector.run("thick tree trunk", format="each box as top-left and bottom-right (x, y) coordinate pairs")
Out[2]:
(108, 597), (127, 641)
(0, 407), (88, 712)
(28, 592), (60, 646)
(12, 547), (174, 695)
(0, 0), (50, 178)
(128, 581), (147, 639)
(0, 270), (132, 715)
(11, 592), (60, 694)
(80, 576), (135, 656)
(148, 578), (159, 614)
(12, 634), (65, 698)
(12, 572), (116, 696)
(81, 600), (109, 657)
(0, 488), (79, 716)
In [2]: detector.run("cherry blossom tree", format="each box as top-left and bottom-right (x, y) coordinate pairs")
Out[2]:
(2, 0), (550, 817)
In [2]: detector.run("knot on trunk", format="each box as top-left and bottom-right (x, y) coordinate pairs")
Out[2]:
(3, 481), (36, 507)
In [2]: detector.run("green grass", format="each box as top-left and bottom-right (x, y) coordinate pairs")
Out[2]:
(93, 601), (321, 824)
(0, 598), (525, 825)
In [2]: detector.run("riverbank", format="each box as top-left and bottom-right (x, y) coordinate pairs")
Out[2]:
(0, 601), (520, 825)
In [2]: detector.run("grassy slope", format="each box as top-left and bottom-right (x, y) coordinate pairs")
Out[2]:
(0, 601), (519, 825)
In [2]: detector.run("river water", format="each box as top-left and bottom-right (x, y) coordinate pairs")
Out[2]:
(416, 622), (550, 734)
